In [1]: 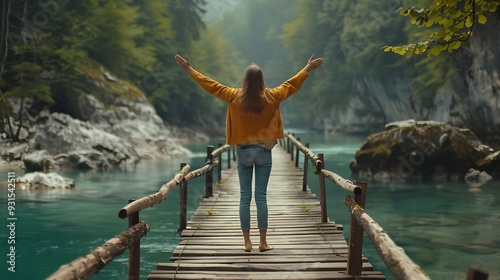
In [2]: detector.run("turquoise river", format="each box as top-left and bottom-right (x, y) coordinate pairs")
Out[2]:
(1, 129), (499, 280)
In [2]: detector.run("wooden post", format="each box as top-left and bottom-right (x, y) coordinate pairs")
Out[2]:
(227, 145), (231, 169)
(347, 181), (368, 276)
(232, 145), (236, 162)
(286, 133), (291, 154)
(318, 154), (328, 223)
(290, 133), (295, 161)
(217, 143), (223, 183)
(344, 196), (430, 280)
(295, 137), (300, 167)
(128, 199), (140, 280)
(466, 267), (489, 280)
(178, 163), (187, 233)
(302, 143), (310, 192)
(205, 145), (214, 198)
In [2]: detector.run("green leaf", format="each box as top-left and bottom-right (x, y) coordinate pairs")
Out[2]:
(393, 48), (407, 55)
(489, 2), (498, 12)
(406, 50), (414, 58)
(465, 16), (474, 27)
(478, 14), (487, 24)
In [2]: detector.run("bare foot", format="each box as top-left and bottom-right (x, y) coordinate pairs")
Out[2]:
(259, 244), (273, 252)
(244, 242), (252, 252)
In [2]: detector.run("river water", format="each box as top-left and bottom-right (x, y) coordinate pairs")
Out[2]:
(0, 129), (499, 280)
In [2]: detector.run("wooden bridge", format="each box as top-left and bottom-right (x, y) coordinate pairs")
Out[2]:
(149, 145), (382, 279)
(47, 134), (489, 280)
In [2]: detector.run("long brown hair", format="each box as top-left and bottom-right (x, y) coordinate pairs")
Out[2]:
(236, 64), (268, 115)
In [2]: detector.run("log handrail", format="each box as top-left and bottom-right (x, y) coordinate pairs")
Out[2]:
(118, 164), (191, 219)
(285, 133), (362, 195)
(118, 145), (228, 219)
(47, 222), (150, 280)
(211, 144), (231, 158)
(344, 196), (430, 280)
(283, 133), (429, 279)
(286, 133), (322, 171)
(59, 144), (232, 280)
(320, 169), (362, 195)
(184, 160), (219, 181)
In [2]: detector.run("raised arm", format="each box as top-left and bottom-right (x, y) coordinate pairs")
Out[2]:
(268, 54), (325, 102)
(174, 54), (237, 102)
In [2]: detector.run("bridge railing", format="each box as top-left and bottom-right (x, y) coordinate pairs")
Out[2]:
(47, 144), (233, 280)
(283, 132), (489, 280)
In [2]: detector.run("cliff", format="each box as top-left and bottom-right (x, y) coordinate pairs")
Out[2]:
(1, 60), (192, 171)
(322, 16), (500, 145)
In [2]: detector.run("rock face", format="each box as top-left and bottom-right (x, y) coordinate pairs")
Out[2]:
(2, 61), (193, 172)
(350, 120), (499, 182)
(320, 16), (500, 141)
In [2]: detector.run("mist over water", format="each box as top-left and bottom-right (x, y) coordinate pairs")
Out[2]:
(1, 132), (499, 279)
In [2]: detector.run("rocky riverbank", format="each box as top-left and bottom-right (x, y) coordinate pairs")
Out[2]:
(0, 62), (203, 174)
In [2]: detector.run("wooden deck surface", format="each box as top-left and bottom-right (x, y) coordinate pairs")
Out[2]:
(148, 147), (385, 279)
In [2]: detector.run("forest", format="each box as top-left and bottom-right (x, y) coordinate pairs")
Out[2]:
(1, 0), (499, 141)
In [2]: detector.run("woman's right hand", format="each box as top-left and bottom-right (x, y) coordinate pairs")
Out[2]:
(175, 54), (193, 73)
(303, 54), (324, 73)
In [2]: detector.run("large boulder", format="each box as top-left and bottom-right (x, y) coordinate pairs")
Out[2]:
(30, 113), (138, 171)
(350, 120), (498, 182)
(16, 172), (75, 190)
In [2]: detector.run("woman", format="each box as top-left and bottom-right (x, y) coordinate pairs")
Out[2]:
(175, 54), (324, 252)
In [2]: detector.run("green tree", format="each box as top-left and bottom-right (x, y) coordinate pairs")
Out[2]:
(1, 0), (53, 141)
(384, 0), (500, 56)
(170, 0), (207, 47)
(141, 0), (209, 124)
(85, 0), (151, 78)
(186, 27), (243, 125)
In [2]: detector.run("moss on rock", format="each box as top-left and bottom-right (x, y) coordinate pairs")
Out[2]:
(350, 119), (499, 182)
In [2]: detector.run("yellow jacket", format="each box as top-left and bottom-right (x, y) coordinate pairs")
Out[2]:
(189, 69), (310, 145)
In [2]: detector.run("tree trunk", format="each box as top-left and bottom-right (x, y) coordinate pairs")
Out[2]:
(14, 96), (24, 140)
(0, 0), (10, 71)
(0, 0), (12, 133)
(46, 222), (151, 280)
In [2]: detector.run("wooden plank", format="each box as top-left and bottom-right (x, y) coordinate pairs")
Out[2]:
(156, 262), (375, 272)
(171, 248), (349, 257)
(168, 255), (369, 263)
(149, 270), (386, 280)
(176, 235), (347, 244)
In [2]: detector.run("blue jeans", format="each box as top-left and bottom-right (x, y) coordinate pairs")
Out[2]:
(237, 145), (272, 230)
